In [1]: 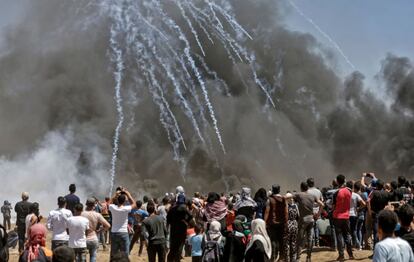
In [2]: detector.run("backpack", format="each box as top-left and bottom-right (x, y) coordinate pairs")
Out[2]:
(0, 225), (9, 262)
(202, 236), (222, 262)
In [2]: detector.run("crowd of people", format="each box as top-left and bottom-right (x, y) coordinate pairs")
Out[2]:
(1, 173), (414, 262)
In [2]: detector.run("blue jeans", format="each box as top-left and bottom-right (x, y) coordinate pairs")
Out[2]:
(111, 232), (130, 258)
(87, 240), (99, 262)
(350, 216), (360, 248)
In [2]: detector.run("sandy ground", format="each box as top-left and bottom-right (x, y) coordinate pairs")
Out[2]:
(8, 243), (373, 262)
(6, 222), (373, 261)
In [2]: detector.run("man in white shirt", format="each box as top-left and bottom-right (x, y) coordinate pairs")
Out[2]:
(373, 210), (414, 262)
(67, 203), (89, 262)
(47, 196), (73, 250)
(82, 198), (110, 262)
(109, 187), (137, 259)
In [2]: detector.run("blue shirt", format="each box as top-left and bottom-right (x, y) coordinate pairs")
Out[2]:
(129, 209), (149, 225)
(190, 234), (203, 257)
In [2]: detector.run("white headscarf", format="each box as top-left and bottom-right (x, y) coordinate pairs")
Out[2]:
(206, 220), (222, 242)
(234, 187), (257, 210)
(245, 219), (272, 259)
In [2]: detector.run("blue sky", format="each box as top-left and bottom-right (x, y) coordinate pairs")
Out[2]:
(284, 0), (414, 84)
(1, 1), (413, 86)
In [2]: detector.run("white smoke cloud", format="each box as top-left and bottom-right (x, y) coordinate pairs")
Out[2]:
(0, 129), (109, 216)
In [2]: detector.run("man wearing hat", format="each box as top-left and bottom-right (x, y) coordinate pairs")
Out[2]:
(82, 197), (110, 262)
(14, 192), (32, 252)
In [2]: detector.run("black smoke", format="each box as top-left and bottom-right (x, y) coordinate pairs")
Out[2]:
(0, 0), (413, 205)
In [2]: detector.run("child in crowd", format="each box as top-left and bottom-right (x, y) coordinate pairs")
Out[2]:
(190, 224), (204, 262)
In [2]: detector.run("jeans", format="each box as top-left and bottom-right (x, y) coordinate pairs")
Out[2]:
(87, 240), (99, 262)
(350, 216), (360, 248)
(297, 217), (314, 259)
(356, 217), (364, 248)
(148, 243), (166, 262)
(333, 219), (353, 258)
(328, 217), (337, 250)
(313, 219), (321, 246)
(111, 232), (130, 258)
(51, 240), (68, 250)
(267, 223), (285, 260)
(73, 248), (87, 262)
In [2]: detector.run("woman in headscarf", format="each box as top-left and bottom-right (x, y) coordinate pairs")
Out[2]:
(202, 221), (226, 261)
(223, 219), (248, 262)
(25, 203), (41, 241)
(245, 219), (272, 262)
(204, 192), (228, 232)
(234, 187), (257, 222)
(19, 223), (53, 262)
(254, 188), (268, 220)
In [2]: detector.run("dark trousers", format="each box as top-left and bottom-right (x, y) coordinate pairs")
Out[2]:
(130, 224), (147, 255)
(3, 216), (11, 231)
(167, 235), (185, 262)
(333, 218), (353, 258)
(297, 219), (314, 259)
(192, 257), (202, 262)
(73, 248), (87, 262)
(17, 223), (25, 252)
(268, 223), (285, 261)
(148, 243), (166, 262)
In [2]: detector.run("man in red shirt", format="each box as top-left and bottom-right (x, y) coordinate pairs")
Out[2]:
(332, 174), (354, 261)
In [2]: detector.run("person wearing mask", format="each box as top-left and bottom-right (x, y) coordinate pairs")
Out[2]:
(142, 204), (168, 262)
(306, 178), (324, 247)
(67, 203), (89, 262)
(1, 201), (12, 231)
(47, 196), (73, 250)
(332, 175), (354, 261)
(234, 187), (257, 222)
(15, 192), (32, 252)
(290, 182), (324, 262)
(264, 184), (287, 261)
(167, 194), (193, 262)
(373, 210), (414, 262)
(65, 184), (80, 215)
(82, 198), (110, 262)
(244, 219), (271, 262)
(109, 187), (137, 258)
(19, 223), (53, 262)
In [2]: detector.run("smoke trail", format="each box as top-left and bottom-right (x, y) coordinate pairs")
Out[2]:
(108, 4), (125, 195)
(286, 0), (356, 70)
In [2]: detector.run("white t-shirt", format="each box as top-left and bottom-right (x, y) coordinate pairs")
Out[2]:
(373, 237), (414, 262)
(67, 216), (89, 248)
(109, 204), (132, 233)
(47, 208), (73, 241)
(349, 192), (363, 217)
